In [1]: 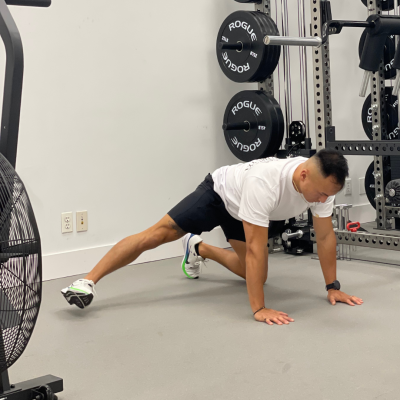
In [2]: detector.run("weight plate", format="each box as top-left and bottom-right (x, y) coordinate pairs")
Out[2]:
(359, 30), (396, 80)
(365, 160), (391, 209)
(362, 87), (399, 140)
(258, 91), (284, 154)
(223, 90), (284, 161)
(361, 0), (395, 11)
(251, 12), (281, 83)
(216, 11), (280, 83)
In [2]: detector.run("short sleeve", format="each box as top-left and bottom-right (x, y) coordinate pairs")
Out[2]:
(238, 176), (278, 227)
(310, 196), (335, 218)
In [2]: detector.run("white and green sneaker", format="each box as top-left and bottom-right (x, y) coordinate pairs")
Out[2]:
(181, 233), (206, 279)
(61, 279), (96, 309)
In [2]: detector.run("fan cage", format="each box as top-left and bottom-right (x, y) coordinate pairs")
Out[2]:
(0, 154), (42, 374)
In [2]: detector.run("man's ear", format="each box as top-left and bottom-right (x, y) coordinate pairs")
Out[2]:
(299, 168), (308, 182)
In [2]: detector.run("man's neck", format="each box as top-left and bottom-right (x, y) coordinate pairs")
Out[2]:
(292, 164), (304, 194)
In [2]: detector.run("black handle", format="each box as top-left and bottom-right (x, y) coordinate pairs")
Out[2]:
(218, 42), (243, 51)
(360, 14), (400, 71)
(360, 32), (387, 71)
(223, 122), (251, 131)
(5, 0), (51, 7)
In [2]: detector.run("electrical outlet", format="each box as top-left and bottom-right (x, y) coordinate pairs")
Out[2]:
(359, 177), (366, 195)
(62, 212), (73, 234)
(76, 211), (88, 232)
(345, 178), (352, 196)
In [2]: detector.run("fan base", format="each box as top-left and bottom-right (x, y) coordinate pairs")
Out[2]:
(0, 374), (62, 399)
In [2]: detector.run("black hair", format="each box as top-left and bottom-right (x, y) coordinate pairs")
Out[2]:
(313, 149), (349, 188)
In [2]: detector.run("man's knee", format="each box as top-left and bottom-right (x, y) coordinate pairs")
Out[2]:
(140, 216), (186, 251)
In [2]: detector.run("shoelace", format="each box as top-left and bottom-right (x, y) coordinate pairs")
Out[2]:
(76, 280), (98, 297)
(189, 256), (208, 275)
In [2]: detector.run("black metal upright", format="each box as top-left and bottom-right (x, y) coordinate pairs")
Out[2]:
(0, 0), (51, 169)
(0, 0), (23, 168)
(0, 2), (64, 399)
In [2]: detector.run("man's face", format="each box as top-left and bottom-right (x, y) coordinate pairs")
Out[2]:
(300, 170), (342, 203)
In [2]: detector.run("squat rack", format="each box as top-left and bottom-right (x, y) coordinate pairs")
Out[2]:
(255, 0), (400, 252)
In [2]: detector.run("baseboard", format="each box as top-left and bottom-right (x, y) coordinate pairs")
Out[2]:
(42, 227), (228, 281)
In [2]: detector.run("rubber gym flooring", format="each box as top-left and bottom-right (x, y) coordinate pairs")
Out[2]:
(9, 251), (400, 400)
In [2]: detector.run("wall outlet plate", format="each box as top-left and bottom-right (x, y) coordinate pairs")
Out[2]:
(62, 212), (73, 234)
(76, 211), (88, 232)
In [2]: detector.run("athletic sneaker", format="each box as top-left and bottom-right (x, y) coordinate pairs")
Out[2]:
(61, 279), (96, 309)
(181, 233), (207, 279)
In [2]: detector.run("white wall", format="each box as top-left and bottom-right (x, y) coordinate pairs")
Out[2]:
(0, 0), (380, 280)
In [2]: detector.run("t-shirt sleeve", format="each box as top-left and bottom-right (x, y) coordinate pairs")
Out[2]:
(310, 196), (335, 218)
(238, 176), (277, 228)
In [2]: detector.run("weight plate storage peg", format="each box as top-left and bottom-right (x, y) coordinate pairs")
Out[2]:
(216, 11), (281, 83)
(359, 30), (396, 80)
(364, 160), (391, 209)
(362, 87), (399, 140)
(222, 90), (284, 162)
(361, 0), (395, 11)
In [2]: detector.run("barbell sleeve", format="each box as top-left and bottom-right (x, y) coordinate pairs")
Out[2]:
(263, 35), (322, 47)
(359, 70), (371, 98)
(282, 230), (304, 242)
(223, 122), (251, 131)
(393, 75), (400, 97)
(218, 42), (243, 51)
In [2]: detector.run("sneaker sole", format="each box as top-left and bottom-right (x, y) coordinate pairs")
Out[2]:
(181, 234), (199, 279)
(61, 290), (93, 309)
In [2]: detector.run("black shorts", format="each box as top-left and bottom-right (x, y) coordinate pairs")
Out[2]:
(168, 174), (285, 242)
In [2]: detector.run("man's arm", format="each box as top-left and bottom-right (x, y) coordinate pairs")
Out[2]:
(242, 220), (294, 324)
(313, 216), (364, 306)
(312, 216), (337, 286)
(242, 220), (269, 313)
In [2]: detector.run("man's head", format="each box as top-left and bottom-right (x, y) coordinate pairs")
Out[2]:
(297, 149), (349, 203)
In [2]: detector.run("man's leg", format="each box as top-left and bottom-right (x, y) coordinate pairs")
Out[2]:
(85, 215), (186, 284)
(197, 239), (268, 283)
(197, 241), (246, 279)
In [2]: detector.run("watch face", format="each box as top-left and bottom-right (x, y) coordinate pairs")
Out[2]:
(333, 280), (341, 290)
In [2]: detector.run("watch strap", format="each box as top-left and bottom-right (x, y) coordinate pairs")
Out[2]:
(326, 280), (341, 291)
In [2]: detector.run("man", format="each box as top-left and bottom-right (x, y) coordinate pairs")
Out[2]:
(61, 149), (363, 325)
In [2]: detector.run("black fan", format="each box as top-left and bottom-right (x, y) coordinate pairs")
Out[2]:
(0, 0), (63, 398)
(0, 153), (42, 372)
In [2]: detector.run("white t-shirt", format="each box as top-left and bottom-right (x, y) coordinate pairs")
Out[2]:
(212, 157), (335, 228)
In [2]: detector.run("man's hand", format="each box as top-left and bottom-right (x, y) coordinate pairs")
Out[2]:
(327, 290), (363, 306)
(254, 308), (295, 325)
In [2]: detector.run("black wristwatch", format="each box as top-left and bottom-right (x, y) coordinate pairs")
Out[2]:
(326, 280), (341, 291)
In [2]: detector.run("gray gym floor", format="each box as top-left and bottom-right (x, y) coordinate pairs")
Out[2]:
(9, 251), (400, 400)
